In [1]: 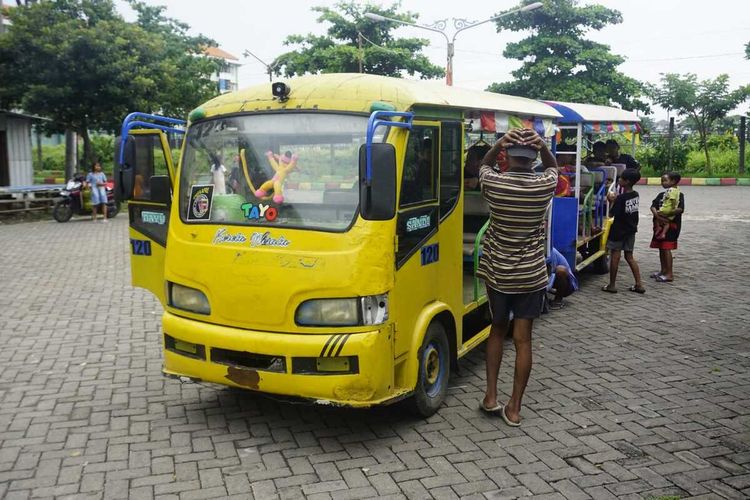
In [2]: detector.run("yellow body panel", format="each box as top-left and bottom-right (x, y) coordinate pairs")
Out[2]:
(125, 73), (561, 407)
(162, 312), (399, 406)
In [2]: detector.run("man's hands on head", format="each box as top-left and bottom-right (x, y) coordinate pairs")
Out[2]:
(483, 128), (557, 170)
(496, 128), (546, 151)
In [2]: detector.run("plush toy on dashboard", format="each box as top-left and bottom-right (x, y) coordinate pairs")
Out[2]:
(255, 150), (298, 204)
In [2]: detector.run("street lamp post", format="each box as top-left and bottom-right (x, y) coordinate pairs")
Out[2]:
(365, 2), (543, 86)
(242, 49), (279, 82)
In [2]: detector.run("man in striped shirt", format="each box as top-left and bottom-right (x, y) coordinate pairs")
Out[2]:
(478, 128), (558, 427)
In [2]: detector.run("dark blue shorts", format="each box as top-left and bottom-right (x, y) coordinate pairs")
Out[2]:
(486, 286), (546, 324)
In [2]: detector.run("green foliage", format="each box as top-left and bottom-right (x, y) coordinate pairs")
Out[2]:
(275, 1), (444, 79)
(638, 136), (691, 172)
(486, 0), (647, 112)
(0, 0), (219, 166)
(33, 145), (66, 173)
(648, 73), (750, 174)
(33, 134), (116, 174)
(684, 143), (750, 177)
(126, 1), (220, 118)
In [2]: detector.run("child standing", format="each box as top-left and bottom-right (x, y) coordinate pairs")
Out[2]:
(655, 172), (681, 239)
(602, 168), (645, 294)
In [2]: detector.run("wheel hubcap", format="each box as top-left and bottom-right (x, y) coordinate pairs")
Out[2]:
(425, 347), (440, 385)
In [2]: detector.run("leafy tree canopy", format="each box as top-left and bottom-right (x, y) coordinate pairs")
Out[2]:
(0, 0), (219, 165)
(649, 73), (749, 173)
(486, 0), (647, 112)
(275, 1), (444, 80)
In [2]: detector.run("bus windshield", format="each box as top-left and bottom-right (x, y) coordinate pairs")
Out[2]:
(180, 113), (380, 231)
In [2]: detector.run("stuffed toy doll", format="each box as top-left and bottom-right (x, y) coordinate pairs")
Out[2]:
(255, 150), (298, 204)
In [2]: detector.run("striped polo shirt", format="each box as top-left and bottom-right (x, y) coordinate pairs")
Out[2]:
(477, 165), (558, 294)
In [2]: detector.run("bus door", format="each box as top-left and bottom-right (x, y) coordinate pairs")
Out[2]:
(391, 121), (441, 358)
(117, 129), (175, 305)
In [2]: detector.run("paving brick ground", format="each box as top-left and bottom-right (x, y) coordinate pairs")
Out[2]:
(1, 185), (748, 499)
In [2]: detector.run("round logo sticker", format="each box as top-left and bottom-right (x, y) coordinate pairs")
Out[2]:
(192, 193), (210, 218)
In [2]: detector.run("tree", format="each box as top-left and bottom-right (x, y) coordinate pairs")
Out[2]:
(649, 73), (749, 174)
(275, 1), (444, 79)
(0, 0), (219, 167)
(745, 41), (749, 59)
(486, 0), (647, 112)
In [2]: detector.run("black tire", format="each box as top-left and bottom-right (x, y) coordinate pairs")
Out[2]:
(585, 240), (609, 275)
(107, 201), (121, 219)
(591, 252), (609, 274)
(52, 201), (73, 223)
(408, 321), (450, 418)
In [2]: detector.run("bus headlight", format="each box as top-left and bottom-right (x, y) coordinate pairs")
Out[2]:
(169, 282), (211, 315)
(296, 294), (388, 327)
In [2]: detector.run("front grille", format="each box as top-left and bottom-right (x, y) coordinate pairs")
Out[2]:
(210, 348), (286, 373)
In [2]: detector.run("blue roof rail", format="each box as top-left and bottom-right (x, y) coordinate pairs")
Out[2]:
(118, 112), (186, 165)
(364, 110), (413, 185)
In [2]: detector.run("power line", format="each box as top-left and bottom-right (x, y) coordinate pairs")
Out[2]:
(628, 52), (745, 63)
(358, 32), (401, 54)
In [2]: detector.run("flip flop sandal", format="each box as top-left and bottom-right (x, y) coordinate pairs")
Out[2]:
(655, 275), (673, 283)
(650, 272), (662, 279)
(629, 285), (646, 294)
(479, 402), (503, 416)
(502, 405), (521, 427)
(601, 285), (618, 293)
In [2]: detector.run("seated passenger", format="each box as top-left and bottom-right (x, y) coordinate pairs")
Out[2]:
(583, 141), (609, 168)
(606, 139), (640, 170)
(546, 247), (578, 309)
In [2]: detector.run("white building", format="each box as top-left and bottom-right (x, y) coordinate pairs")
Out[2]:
(204, 47), (240, 93)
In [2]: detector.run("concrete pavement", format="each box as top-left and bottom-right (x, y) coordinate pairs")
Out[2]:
(0, 185), (748, 499)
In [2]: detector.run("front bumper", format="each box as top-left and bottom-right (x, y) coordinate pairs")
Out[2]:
(161, 312), (401, 406)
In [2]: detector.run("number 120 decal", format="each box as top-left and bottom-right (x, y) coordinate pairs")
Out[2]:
(420, 243), (439, 266)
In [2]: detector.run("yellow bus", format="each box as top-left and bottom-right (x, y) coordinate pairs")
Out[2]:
(116, 74), (561, 416)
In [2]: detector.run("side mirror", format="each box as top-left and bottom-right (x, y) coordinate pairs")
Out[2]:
(114, 136), (135, 201)
(150, 175), (171, 205)
(359, 143), (396, 221)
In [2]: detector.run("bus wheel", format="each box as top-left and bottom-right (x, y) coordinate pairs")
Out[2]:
(591, 253), (609, 274)
(586, 240), (609, 275)
(409, 321), (450, 417)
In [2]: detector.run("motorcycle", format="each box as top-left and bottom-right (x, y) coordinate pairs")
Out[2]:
(53, 173), (121, 223)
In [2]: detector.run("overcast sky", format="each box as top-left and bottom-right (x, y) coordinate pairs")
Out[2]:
(110, 1), (750, 119)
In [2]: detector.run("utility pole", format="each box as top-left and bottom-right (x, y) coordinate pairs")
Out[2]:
(64, 129), (77, 180)
(365, 3), (542, 86)
(242, 49), (277, 82)
(668, 117), (675, 171)
(740, 116), (746, 175)
(357, 31), (364, 73)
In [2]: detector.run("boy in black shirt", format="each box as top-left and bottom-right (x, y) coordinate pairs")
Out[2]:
(602, 168), (645, 294)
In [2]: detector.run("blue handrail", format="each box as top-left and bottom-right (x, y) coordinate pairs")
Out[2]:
(364, 110), (413, 185)
(118, 112), (186, 165)
(589, 168), (609, 229)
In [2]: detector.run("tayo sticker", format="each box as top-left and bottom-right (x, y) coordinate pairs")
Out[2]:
(141, 210), (166, 225)
(187, 184), (214, 221)
(241, 202), (278, 222)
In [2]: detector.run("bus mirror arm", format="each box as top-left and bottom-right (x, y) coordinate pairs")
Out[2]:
(364, 111), (414, 185)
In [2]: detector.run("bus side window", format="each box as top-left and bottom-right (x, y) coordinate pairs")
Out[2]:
(439, 122), (461, 219)
(400, 126), (437, 207)
(132, 135), (168, 201)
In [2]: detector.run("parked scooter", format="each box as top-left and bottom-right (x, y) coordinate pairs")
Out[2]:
(53, 173), (121, 222)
